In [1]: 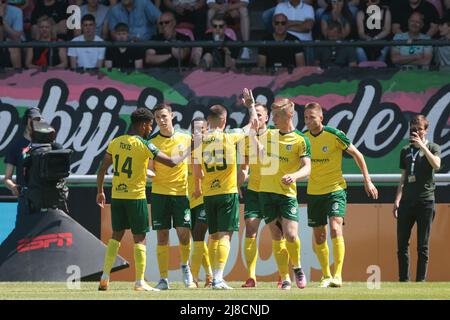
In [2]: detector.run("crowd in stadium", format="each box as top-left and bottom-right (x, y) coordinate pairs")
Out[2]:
(0, 0), (449, 69)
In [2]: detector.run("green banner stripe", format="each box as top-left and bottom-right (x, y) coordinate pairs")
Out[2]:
(278, 70), (450, 98)
(101, 69), (188, 105)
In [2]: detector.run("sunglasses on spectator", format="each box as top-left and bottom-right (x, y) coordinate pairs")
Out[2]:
(213, 24), (225, 29)
(159, 20), (172, 26)
(274, 21), (287, 26)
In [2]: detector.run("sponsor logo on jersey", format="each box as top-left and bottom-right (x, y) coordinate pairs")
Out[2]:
(210, 179), (221, 190)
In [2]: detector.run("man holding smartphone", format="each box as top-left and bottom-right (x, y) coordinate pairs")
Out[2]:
(393, 114), (441, 282)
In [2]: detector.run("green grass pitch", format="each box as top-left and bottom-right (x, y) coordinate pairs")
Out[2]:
(1, 282), (450, 300)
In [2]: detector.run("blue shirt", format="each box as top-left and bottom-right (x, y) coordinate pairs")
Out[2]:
(107, 0), (161, 41)
(4, 5), (23, 39)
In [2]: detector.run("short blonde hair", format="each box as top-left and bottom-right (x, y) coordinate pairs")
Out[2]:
(271, 98), (294, 114)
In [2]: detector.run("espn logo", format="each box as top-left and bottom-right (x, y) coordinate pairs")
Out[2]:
(17, 233), (73, 253)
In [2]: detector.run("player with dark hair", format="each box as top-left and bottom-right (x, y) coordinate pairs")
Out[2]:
(147, 103), (196, 290)
(96, 107), (189, 291)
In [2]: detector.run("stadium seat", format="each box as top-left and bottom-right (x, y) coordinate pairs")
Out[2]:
(358, 61), (388, 68)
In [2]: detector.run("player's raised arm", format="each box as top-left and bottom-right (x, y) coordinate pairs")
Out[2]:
(240, 88), (259, 135)
(96, 152), (113, 208)
(345, 144), (378, 200)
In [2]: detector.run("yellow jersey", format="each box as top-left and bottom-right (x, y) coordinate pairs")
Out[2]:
(258, 129), (310, 198)
(304, 126), (351, 195)
(197, 129), (245, 197)
(187, 162), (203, 209)
(148, 129), (191, 196)
(245, 129), (270, 192)
(107, 135), (159, 200)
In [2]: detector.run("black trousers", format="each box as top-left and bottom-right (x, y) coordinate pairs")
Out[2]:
(397, 199), (435, 282)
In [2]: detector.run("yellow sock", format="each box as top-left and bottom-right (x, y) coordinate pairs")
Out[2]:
(102, 239), (120, 277)
(286, 238), (301, 269)
(208, 239), (219, 270)
(179, 241), (191, 266)
(216, 238), (230, 271)
(272, 240), (290, 281)
(332, 236), (345, 279)
(244, 237), (258, 280)
(315, 241), (332, 279)
(201, 241), (212, 276)
(191, 241), (204, 279)
(134, 243), (146, 281)
(157, 244), (169, 279)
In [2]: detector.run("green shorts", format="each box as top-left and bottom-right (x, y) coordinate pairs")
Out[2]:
(203, 193), (239, 234)
(191, 203), (208, 229)
(244, 189), (263, 220)
(150, 193), (191, 230)
(258, 192), (299, 224)
(111, 198), (149, 235)
(307, 189), (347, 227)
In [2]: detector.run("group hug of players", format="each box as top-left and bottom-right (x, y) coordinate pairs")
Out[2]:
(96, 88), (378, 291)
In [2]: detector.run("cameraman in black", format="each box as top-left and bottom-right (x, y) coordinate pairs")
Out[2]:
(393, 114), (441, 282)
(22, 120), (71, 216)
(4, 108), (42, 221)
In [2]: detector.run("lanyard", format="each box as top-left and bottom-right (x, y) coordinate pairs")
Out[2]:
(409, 147), (420, 175)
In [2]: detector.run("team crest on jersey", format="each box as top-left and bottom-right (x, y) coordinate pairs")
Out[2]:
(116, 183), (128, 193)
(211, 179), (221, 189)
(332, 202), (339, 211)
(286, 144), (292, 151)
(322, 146), (328, 153)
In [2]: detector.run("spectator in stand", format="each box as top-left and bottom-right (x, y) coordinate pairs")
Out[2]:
(274, 0), (315, 64)
(198, 13), (239, 68)
(0, 0), (23, 68)
(356, 0), (391, 62)
(206, 0), (251, 59)
(68, 14), (105, 69)
(434, 16), (450, 67)
(391, 12), (433, 68)
(320, 0), (354, 39)
(105, 22), (144, 69)
(76, 0), (110, 39)
(25, 15), (67, 69)
(258, 13), (305, 68)
(391, 0), (439, 38)
(163, 0), (207, 39)
(145, 12), (191, 67)
(107, 0), (161, 41)
(30, 0), (69, 40)
(316, 0), (359, 20)
(315, 21), (357, 67)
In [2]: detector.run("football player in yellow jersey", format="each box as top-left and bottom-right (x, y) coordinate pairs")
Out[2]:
(147, 103), (196, 290)
(258, 98), (311, 290)
(238, 103), (288, 288)
(188, 117), (213, 288)
(303, 102), (378, 288)
(96, 108), (189, 292)
(193, 90), (258, 290)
